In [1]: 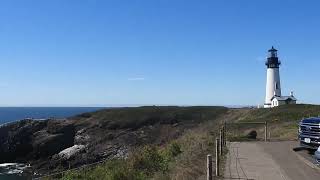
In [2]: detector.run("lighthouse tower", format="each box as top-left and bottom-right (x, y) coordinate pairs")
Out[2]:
(264, 46), (281, 108)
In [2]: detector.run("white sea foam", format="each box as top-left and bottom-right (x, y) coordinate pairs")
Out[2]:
(0, 163), (18, 167)
(0, 163), (29, 174)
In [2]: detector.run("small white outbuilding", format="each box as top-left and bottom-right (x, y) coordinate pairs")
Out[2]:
(270, 92), (297, 108)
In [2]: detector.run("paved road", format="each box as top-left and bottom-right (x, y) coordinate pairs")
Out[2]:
(224, 141), (320, 180)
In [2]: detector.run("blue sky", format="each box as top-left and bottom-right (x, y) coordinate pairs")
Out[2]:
(0, 0), (320, 106)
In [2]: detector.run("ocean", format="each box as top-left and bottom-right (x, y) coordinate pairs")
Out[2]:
(0, 107), (106, 179)
(0, 107), (106, 125)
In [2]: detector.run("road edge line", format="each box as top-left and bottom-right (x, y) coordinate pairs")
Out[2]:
(292, 150), (320, 171)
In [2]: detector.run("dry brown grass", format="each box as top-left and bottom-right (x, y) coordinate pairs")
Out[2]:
(154, 112), (230, 180)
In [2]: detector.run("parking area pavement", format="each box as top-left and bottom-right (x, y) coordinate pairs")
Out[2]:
(224, 141), (320, 180)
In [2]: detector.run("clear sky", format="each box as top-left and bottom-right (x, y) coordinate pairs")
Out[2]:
(1, 0), (320, 107)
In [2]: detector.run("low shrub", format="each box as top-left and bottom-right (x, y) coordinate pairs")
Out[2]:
(61, 142), (182, 180)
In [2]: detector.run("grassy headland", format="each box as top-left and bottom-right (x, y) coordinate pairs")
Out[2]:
(57, 106), (228, 179)
(40, 104), (320, 179)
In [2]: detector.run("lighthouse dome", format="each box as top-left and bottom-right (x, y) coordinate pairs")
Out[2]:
(268, 46), (278, 52)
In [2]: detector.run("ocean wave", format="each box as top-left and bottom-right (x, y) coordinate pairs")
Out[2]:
(0, 163), (30, 175)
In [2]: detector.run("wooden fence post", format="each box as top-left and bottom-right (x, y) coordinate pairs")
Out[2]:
(207, 154), (213, 180)
(269, 131), (271, 139)
(215, 138), (220, 177)
(224, 121), (227, 146)
(221, 126), (225, 147)
(264, 121), (268, 142)
(219, 128), (223, 156)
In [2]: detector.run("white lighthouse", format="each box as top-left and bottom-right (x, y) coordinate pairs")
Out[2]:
(264, 47), (282, 108)
(264, 47), (297, 108)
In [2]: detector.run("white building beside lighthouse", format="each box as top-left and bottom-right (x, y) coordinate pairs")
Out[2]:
(264, 47), (297, 108)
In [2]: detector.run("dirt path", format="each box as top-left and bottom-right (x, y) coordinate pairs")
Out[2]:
(224, 141), (320, 180)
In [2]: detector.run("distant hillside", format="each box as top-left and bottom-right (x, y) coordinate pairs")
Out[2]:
(237, 104), (320, 123)
(72, 106), (228, 130)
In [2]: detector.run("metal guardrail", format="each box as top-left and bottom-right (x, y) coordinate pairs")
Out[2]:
(225, 121), (266, 124)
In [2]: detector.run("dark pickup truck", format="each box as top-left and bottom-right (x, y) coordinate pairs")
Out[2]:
(299, 117), (320, 149)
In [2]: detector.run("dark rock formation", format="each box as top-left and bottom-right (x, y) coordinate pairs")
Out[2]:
(0, 120), (47, 162)
(0, 119), (75, 166)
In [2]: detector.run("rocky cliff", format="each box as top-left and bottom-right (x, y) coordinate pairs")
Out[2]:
(0, 106), (228, 176)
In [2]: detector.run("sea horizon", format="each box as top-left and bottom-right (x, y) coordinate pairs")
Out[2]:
(0, 107), (107, 125)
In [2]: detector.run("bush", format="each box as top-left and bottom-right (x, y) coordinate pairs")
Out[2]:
(130, 145), (168, 174)
(166, 142), (182, 157)
(60, 142), (183, 180)
(103, 160), (146, 180)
